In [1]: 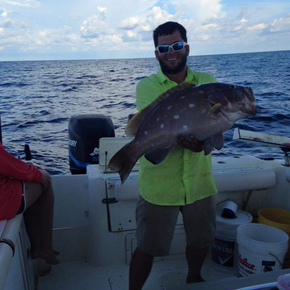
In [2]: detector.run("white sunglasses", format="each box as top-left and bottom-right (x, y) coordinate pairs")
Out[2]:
(155, 42), (188, 54)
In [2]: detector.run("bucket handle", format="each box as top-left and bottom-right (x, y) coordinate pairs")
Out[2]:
(269, 252), (286, 269)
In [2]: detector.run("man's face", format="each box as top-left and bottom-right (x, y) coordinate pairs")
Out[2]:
(155, 30), (189, 75)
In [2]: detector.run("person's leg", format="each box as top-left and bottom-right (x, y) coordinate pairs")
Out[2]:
(129, 197), (179, 289)
(181, 196), (216, 283)
(24, 179), (59, 265)
(185, 244), (208, 283)
(129, 247), (153, 290)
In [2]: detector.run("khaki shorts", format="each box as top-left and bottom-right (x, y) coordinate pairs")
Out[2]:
(136, 196), (216, 256)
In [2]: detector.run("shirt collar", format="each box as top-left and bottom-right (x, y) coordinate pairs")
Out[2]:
(156, 66), (197, 85)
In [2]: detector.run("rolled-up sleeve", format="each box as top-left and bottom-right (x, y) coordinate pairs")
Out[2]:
(0, 143), (42, 183)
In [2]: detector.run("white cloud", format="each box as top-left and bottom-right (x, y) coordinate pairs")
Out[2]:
(120, 17), (142, 30)
(0, 0), (289, 60)
(79, 4), (173, 46)
(203, 23), (218, 30)
(248, 23), (267, 31)
(80, 6), (113, 38)
(268, 13), (290, 33)
(118, 5), (174, 44)
(0, 16), (12, 27)
(144, 6), (173, 28)
(120, 5), (173, 33)
(0, 0), (39, 7)
(122, 30), (139, 42)
(171, 0), (224, 20)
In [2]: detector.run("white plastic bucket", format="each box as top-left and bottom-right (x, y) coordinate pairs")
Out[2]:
(237, 223), (289, 277)
(211, 209), (253, 273)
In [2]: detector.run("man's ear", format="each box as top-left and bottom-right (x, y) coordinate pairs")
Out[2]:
(155, 50), (159, 61)
(186, 45), (190, 56)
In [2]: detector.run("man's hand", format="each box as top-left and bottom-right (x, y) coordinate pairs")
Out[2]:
(177, 136), (204, 152)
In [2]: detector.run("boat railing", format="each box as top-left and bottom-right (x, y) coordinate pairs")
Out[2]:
(0, 215), (23, 290)
(98, 137), (139, 173)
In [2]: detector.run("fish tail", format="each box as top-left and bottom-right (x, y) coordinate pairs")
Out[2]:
(108, 143), (137, 184)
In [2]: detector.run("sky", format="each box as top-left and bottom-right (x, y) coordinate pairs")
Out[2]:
(0, 0), (289, 61)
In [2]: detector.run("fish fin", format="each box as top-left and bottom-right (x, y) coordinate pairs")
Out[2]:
(203, 141), (214, 155)
(125, 108), (151, 137)
(144, 147), (173, 165)
(207, 103), (222, 119)
(212, 132), (224, 150)
(204, 132), (224, 155)
(108, 142), (137, 184)
(126, 82), (195, 137)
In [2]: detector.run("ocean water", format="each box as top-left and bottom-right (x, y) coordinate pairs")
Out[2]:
(0, 50), (289, 175)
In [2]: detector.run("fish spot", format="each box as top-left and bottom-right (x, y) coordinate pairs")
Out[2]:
(160, 124), (164, 129)
(174, 115), (179, 119)
(183, 125), (188, 130)
(167, 105), (172, 110)
(181, 96), (185, 99)
(144, 131), (148, 135)
(189, 104), (195, 108)
(156, 118), (160, 122)
(201, 109), (206, 114)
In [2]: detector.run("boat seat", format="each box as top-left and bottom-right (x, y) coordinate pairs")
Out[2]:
(113, 168), (276, 201)
(214, 168), (276, 192)
(0, 220), (7, 236)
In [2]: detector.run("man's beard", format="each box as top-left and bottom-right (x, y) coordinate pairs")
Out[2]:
(159, 54), (187, 75)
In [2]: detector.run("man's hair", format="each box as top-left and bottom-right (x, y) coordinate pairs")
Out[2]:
(153, 21), (187, 47)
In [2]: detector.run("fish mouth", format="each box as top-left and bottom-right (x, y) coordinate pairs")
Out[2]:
(240, 104), (257, 116)
(236, 86), (257, 116)
(219, 104), (256, 123)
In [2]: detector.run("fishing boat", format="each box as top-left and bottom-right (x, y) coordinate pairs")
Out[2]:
(1, 114), (290, 290)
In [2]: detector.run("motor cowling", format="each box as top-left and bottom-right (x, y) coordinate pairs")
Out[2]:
(68, 114), (115, 174)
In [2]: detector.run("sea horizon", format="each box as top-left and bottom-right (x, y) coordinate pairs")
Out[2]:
(1, 49), (289, 63)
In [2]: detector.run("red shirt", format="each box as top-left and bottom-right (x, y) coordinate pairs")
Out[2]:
(0, 143), (42, 220)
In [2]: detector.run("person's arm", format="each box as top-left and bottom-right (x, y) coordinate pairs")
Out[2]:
(0, 143), (42, 183)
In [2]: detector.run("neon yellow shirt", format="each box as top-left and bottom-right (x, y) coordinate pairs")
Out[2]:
(136, 67), (218, 206)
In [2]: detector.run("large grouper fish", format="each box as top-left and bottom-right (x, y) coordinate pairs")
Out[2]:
(109, 82), (256, 184)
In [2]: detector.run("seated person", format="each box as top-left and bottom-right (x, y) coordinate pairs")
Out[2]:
(0, 142), (59, 265)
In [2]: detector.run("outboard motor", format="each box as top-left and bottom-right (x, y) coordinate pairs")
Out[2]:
(68, 114), (115, 174)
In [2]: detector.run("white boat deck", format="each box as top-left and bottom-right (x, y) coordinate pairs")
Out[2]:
(37, 256), (290, 289)
(37, 255), (234, 290)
